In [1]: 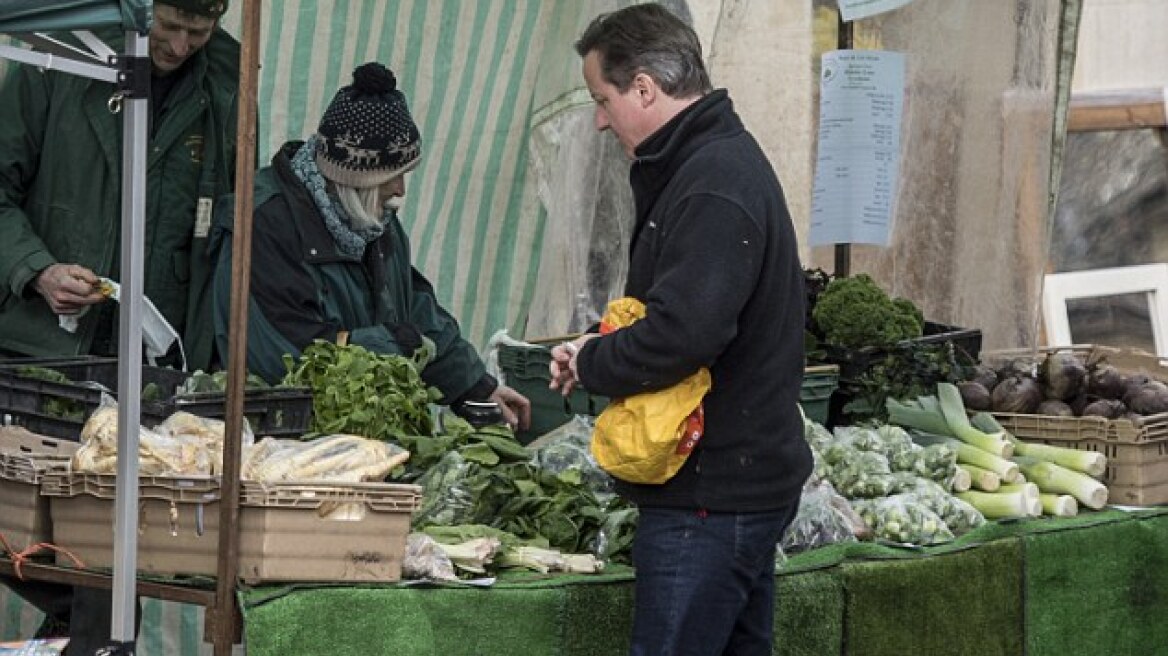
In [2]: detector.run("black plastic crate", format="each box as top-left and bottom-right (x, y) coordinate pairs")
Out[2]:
(0, 358), (185, 429)
(822, 321), (983, 383)
(497, 343), (608, 444)
(0, 359), (313, 438)
(172, 387), (314, 437)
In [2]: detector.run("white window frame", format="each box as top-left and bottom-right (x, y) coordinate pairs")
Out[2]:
(1042, 263), (1168, 356)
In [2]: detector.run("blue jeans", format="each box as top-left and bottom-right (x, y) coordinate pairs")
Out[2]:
(630, 501), (799, 656)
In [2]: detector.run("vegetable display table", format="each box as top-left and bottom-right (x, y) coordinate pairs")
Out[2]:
(239, 508), (1167, 656)
(4, 508), (1166, 655)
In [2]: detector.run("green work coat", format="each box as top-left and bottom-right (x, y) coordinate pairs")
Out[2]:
(0, 28), (240, 370)
(210, 141), (492, 403)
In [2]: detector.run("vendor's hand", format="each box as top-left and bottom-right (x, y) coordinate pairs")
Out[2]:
(490, 384), (531, 432)
(548, 334), (595, 397)
(32, 264), (104, 314)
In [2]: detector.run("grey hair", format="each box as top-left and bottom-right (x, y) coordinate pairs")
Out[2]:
(574, 3), (711, 98)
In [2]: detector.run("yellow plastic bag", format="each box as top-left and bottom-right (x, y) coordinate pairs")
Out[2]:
(590, 297), (711, 484)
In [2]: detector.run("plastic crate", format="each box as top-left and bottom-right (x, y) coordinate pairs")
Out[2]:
(991, 411), (1168, 506)
(0, 428), (76, 552)
(0, 358), (183, 440)
(824, 321), (983, 383)
(982, 344), (1168, 506)
(497, 343), (608, 444)
(171, 388), (314, 437)
(43, 472), (421, 582)
(800, 365), (839, 425)
(0, 359), (313, 438)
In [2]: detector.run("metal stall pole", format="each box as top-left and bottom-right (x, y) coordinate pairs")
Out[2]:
(208, 0), (262, 652)
(109, 27), (152, 656)
(834, 11), (854, 279)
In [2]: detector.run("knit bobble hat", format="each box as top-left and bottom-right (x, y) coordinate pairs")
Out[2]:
(315, 62), (422, 189)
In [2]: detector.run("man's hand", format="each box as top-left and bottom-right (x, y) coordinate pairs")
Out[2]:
(32, 264), (104, 314)
(490, 384), (532, 432)
(548, 334), (596, 397)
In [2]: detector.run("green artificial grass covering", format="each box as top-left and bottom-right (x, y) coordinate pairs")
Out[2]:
(842, 538), (1023, 656)
(559, 577), (634, 656)
(1025, 510), (1168, 656)
(235, 510), (1168, 656)
(774, 567), (845, 656)
(241, 584), (564, 655)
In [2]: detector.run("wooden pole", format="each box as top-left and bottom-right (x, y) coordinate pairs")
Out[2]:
(209, 0), (261, 653)
(834, 11), (854, 278)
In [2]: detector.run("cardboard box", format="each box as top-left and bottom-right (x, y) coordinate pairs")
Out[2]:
(0, 428), (76, 552)
(42, 473), (421, 583)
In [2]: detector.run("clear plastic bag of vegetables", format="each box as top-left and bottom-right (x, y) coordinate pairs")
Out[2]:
(241, 433), (409, 483)
(832, 424), (915, 459)
(412, 450), (480, 527)
(781, 479), (866, 552)
(803, 415), (834, 452)
(590, 505), (638, 563)
(889, 441), (958, 484)
(526, 415), (615, 498)
(829, 448), (897, 498)
(850, 494), (955, 546)
(904, 478), (985, 536)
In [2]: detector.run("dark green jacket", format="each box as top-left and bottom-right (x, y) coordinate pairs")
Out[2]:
(210, 141), (494, 403)
(0, 28), (240, 370)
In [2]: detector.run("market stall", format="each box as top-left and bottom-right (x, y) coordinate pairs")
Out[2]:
(11, 2), (1168, 656)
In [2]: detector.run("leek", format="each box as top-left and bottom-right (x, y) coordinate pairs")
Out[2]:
(970, 412), (1007, 434)
(936, 383), (1014, 457)
(1013, 455), (1109, 510)
(497, 545), (564, 574)
(998, 482), (1040, 502)
(948, 466), (972, 493)
(958, 463), (1001, 492)
(1011, 441), (1105, 478)
(886, 389), (1012, 458)
(956, 489), (1041, 519)
(436, 537), (501, 574)
(911, 432), (1019, 481)
(886, 397), (951, 434)
(972, 412), (1106, 477)
(1040, 493), (1079, 517)
(560, 553), (605, 574)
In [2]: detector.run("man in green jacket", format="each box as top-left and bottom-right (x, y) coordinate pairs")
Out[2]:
(0, 2), (238, 651)
(0, 0), (240, 372)
(211, 62), (531, 430)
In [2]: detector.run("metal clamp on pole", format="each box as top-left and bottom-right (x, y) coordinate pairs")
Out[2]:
(110, 52), (151, 98)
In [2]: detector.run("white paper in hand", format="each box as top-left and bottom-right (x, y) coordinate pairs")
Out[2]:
(100, 278), (187, 370)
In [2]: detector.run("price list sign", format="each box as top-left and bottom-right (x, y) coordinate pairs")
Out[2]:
(809, 50), (906, 247)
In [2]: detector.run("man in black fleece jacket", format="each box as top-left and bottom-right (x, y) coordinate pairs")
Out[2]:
(550, 4), (812, 655)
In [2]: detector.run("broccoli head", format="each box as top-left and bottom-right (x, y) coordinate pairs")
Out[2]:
(811, 274), (924, 348)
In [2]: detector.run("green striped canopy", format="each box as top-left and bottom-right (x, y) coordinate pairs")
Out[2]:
(0, 0), (151, 33)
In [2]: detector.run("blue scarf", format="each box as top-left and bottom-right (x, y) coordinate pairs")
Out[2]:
(290, 136), (387, 258)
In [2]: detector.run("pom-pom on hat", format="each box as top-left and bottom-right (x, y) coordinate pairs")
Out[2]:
(315, 62), (422, 189)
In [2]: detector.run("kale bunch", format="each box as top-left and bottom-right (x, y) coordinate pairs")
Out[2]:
(811, 274), (923, 349)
